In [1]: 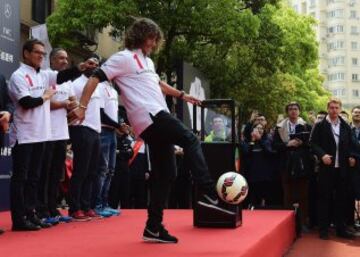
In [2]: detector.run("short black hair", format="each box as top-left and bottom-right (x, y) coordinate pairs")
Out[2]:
(83, 53), (101, 62)
(212, 115), (224, 122)
(317, 110), (327, 116)
(49, 48), (66, 61)
(351, 105), (360, 112)
(285, 102), (301, 113)
(340, 110), (349, 116)
(22, 38), (45, 59)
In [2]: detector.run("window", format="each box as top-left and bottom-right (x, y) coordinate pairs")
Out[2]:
(32, 0), (52, 24)
(353, 58), (358, 65)
(332, 89), (346, 96)
(327, 9), (344, 18)
(352, 41), (358, 50)
(328, 73), (345, 81)
(353, 74), (359, 81)
(328, 25), (344, 33)
(310, 0), (316, 7)
(353, 90), (359, 97)
(350, 10), (357, 19)
(328, 41), (345, 50)
(329, 56), (345, 66)
(351, 26), (358, 34)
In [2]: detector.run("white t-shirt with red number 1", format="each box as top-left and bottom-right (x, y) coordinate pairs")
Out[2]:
(8, 63), (57, 146)
(71, 74), (102, 133)
(50, 81), (75, 141)
(101, 48), (169, 137)
(99, 82), (118, 124)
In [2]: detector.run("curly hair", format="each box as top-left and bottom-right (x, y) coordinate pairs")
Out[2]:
(125, 18), (163, 52)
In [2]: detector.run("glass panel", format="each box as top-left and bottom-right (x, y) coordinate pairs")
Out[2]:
(201, 103), (233, 143)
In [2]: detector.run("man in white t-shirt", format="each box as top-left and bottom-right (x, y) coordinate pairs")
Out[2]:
(68, 54), (105, 221)
(91, 81), (122, 216)
(37, 48), (77, 224)
(68, 18), (232, 243)
(8, 39), (84, 231)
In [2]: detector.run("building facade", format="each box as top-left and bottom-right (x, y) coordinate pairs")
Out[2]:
(290, 0), (360, 109)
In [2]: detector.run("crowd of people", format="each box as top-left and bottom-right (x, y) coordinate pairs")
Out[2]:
(240, 101), (360, 240)
(0, 18), (360, 243)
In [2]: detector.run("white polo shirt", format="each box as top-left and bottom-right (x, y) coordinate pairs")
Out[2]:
(71, 74), (102, 133)
(8, 63), (57, 146)
(326, 116), (340, 168)
(50, 81), (75, 141)
(101, 49), (169, 136)
(99, 82), (118, 124)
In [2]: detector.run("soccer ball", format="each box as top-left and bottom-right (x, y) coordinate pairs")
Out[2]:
(216, 172), (248, 205)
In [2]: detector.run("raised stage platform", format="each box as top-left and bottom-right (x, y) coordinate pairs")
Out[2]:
(0, 210), (295, 257)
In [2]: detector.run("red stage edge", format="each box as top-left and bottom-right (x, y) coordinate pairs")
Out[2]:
(0, 209), (295, 257)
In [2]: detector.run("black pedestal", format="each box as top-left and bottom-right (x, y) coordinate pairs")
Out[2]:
(193, 143), (242, 228)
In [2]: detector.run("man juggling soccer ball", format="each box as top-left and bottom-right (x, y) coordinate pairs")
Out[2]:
(68, 18), (232, 243)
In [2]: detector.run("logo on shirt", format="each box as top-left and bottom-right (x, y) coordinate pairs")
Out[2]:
(25, 74), (33, 87)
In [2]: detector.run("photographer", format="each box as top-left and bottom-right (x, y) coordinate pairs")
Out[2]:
(273, 102), (312, 235)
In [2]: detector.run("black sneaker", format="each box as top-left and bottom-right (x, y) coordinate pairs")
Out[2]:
(197, 193), (236, 215)
(336, 230), (355, 240)
(143, 226), (178, 243)
(28, 214), (52, 229)
(12, 219), (41, 231)
(319, 231), (329, 240)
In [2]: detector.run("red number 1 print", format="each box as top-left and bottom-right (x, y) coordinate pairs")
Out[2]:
(133, 54), (144, 69)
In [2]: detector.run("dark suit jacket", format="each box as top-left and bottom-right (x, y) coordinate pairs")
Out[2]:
(310, 116), (359, 176)
(0, 74), (14, 146)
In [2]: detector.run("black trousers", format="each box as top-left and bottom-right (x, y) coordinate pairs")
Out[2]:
(140, 111), (214, 231)
(109, 159), (130, 209)
(37, 140), (67, 217)
(168, 155), (192, 209)
(69, 126), (100, 213)
(318, 167), (347, 233)
(10, 142), (46, 224)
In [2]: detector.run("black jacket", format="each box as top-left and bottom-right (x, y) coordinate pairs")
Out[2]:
(310, 116), (360, 176)
(241, 134), (276, 182)
(272, 118), (313, 178)
(0, 74), (14, 147)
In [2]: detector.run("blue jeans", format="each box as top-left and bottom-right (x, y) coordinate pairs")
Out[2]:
(92, 128), (117, 209)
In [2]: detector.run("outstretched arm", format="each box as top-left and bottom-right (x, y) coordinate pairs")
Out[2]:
(159, 80), (201, 105)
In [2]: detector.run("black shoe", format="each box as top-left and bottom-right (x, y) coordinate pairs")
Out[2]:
(0, 228), (4, 235)
(12, 220), (41, 231)
(28, 214), (52, 229)
(319, 231), (329, 240)
(143, 226), (178, 243)
(336, 230), (355, 240)
(197, 193), (236, 215)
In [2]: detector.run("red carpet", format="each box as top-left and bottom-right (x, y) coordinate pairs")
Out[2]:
(0, 210), (295, 257)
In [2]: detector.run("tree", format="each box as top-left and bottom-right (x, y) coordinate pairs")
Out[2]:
(47, 0), (329, 123)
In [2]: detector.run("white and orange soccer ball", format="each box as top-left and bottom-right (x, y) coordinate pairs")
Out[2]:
(216, 172), (248, 205)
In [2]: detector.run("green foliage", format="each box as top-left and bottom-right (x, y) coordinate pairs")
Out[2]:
(47, 0), (329, 123)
